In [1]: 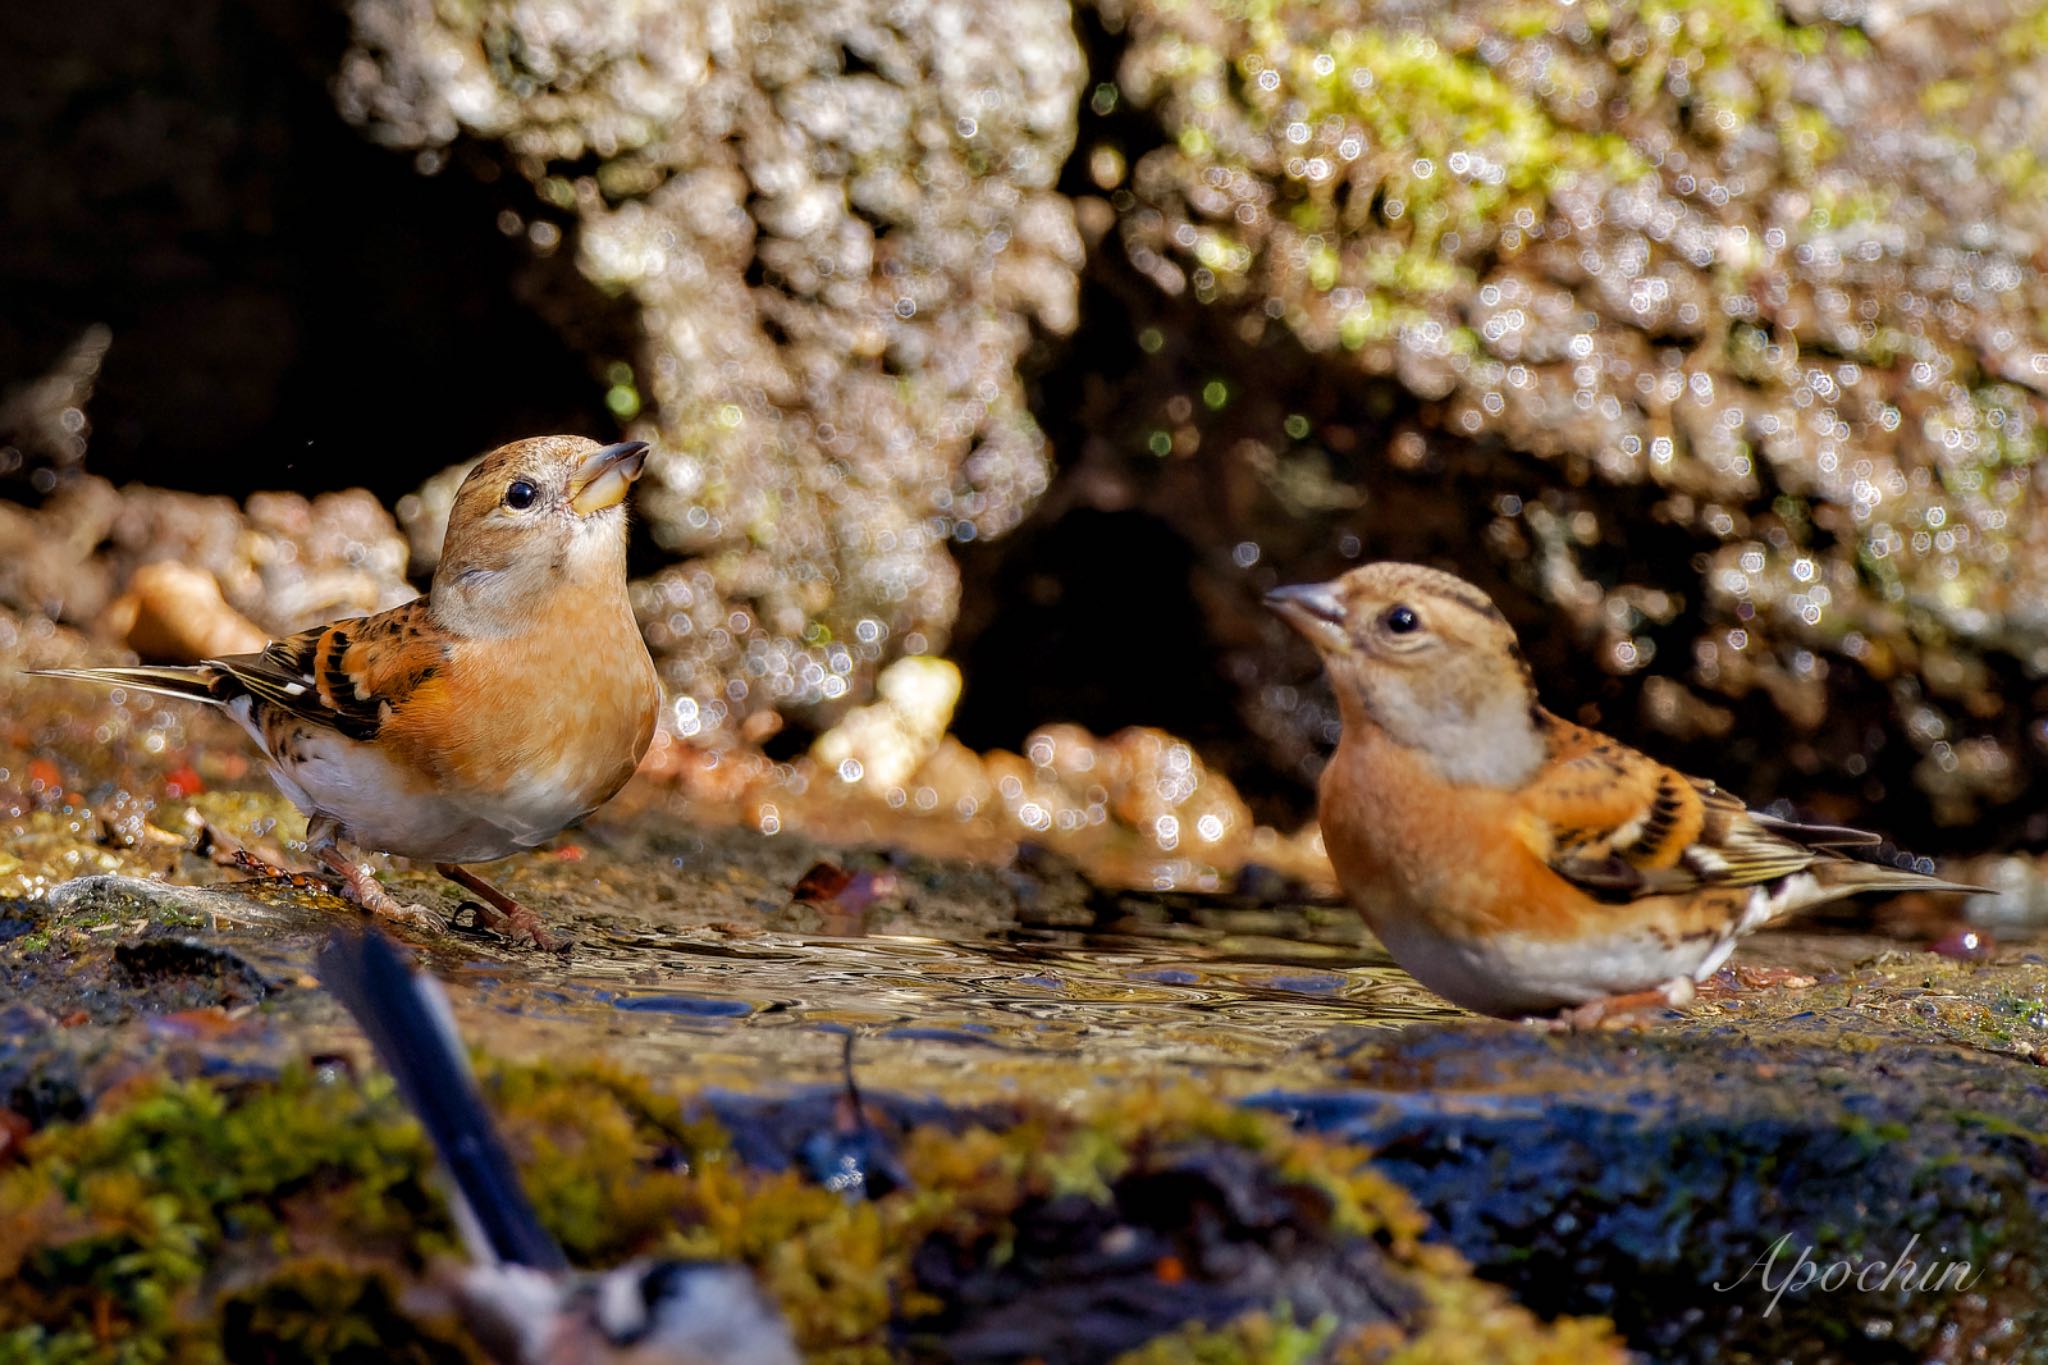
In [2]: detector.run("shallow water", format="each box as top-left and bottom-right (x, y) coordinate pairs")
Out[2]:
(394, 799), (1462, 1100)
(318, 779), (2028, 1108)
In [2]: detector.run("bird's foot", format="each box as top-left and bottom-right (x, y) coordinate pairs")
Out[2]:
(452, 899), (562, 952)
(437, 863), (564, 953)
(1542, 977), (1695, 1032)
(313, 844), (442, 934)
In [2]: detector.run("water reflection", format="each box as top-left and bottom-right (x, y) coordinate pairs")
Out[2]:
(413, 810), (2042, 1112)
(437, 884), (1461, 1100)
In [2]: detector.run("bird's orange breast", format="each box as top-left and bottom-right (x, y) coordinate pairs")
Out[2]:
(381, 591), (659, 814)
(1317, 727), (1592, 941)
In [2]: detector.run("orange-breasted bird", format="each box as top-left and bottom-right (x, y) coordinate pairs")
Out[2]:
(33, 435), (663, 950)
(1267, 562), (1979, 1022)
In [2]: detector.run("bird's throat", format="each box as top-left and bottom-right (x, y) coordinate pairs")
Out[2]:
(1342, 684), (1546, 790)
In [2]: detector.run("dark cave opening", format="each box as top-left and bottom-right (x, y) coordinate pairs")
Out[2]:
(948, 507), (1242, 756)
(0, 0), (620, 506)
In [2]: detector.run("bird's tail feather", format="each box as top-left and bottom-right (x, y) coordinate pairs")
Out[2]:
(25, 665), (226, 705)
(317, 930), (569, 1273)
(1817, 857), (1988, 899)
(1751, 812), (1884, 848)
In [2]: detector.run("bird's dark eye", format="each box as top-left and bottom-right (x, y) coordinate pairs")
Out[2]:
(504, 480), (537, 510)
(1384, 605), (1421, 634)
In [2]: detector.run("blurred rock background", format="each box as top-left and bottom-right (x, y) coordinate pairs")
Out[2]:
(4, 0), (2047, 858)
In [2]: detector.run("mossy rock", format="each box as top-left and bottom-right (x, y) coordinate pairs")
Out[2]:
(0, 1065), (1623, 1363)
(1256, 963), (2048, 1362)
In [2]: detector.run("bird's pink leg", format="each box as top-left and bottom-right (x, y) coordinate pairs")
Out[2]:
(436, 863), (563, 952)
(1545, 977), (1696, 1031)
(307, 817), (442, 933)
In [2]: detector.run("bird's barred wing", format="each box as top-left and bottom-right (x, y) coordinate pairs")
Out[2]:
(209, 598), (444, 741)
(1516, 713), (1821, 902)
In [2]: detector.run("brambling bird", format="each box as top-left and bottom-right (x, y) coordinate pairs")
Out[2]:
(1267, 562), (1980, 1022)
(319, 930), (801, 1365)
(33, 435), (663, 950)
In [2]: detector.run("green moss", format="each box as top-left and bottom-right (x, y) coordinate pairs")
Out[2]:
(179, 790), (303, 842)
(1950, 1110), (2048, 1147)
(1243, 16), (1643, 311)
(0, 1072), (450, 1360)
(1920, 78), (1973, 116)
(1998, 0), (2048, 60)
(1125, 0), (1872, 367)
(1113, 1307), (1338, 1364)
(0, 781), (307, 906)
(216, 1262), (473, 1363)
(1280, 24), (1646, 198)
(1379, 1261), (1633, 1363)
(0, 811), (149, 902)
(1805, 182), (1896, 231)
(1973, 386), (2047, 469)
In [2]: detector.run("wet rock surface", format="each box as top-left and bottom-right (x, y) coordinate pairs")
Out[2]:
(0, 869), (1627, 1361)
(1264, 974), (2048, 1363)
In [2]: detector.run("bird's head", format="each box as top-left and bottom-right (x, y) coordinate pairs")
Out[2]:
(431, 436), (648, 635)
(1266, 561), (1544, 785)
(453, 1259), (800, 1365)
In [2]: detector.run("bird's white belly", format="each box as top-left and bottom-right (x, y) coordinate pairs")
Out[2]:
(246, 710), (590, 863)
(1367, 910), (1741, 1017)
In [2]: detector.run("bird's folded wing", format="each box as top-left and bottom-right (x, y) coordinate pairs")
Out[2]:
(209, 597), (444, 741)
(1517, 716), (1818, 902)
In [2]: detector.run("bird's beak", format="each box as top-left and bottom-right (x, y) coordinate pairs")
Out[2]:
(568, 440), (651, 515)
(1264, 581), (1347, 644)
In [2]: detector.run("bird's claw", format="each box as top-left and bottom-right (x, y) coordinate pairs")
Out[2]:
(351, 883), (444, 934)
(500, 905), (565, 953)
(434, 864), (566, 952)
(315, 843), (445, 935)
(451, 897), (562, 952)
